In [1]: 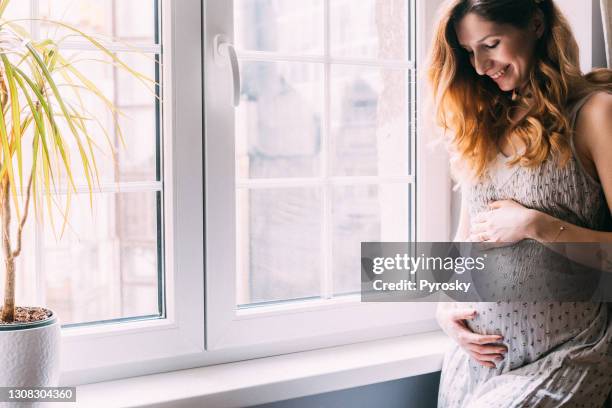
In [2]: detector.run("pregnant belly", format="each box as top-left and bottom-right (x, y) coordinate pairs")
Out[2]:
(464, 301), (599, 368)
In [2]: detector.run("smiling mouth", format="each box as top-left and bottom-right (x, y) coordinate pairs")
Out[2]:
(490, 65), (510, 80)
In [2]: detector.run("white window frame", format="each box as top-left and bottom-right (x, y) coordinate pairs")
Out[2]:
(60, 0), (205, 386)
(58, 0), (451, 386)
(204, 0), (450, 351)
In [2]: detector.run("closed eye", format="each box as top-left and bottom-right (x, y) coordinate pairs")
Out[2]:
(486, 41), (500, 49)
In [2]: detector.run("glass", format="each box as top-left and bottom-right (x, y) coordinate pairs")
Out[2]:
(330, 65), (411, 176)
(1, 1), (30, 20)
(330, 0), (409, 60)
(38, 0), (157, 44)
(332, 184), (411, 294)
(0, 191), (162, 325)
(0, 0), (163, 328)
(24, 49), (159, 186)
(236, 61), (323, 179)
(117, 106), (158, 182)
(237, 188), (323, 306)
(234, 0), (323, 54)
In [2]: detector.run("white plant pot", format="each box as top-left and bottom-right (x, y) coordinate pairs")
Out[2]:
(0, 310), (61, 389)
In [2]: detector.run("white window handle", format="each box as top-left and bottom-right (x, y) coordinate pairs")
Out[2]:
(213, 34), (241, 107)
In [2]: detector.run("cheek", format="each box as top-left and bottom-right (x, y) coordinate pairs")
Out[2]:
(501, 42), (536, 72)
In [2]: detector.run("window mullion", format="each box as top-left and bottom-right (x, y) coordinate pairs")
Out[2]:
(30, 0), (39, 40)
(235, 51), (414, 69)
(321, 0), (332, 300)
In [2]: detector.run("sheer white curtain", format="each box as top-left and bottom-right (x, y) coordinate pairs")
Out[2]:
(602, 0), (612, 67)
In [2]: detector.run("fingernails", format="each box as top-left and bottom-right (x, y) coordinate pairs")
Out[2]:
(495, 356), (504, 362)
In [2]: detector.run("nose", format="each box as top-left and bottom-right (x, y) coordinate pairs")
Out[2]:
(472, 51), (491, 76)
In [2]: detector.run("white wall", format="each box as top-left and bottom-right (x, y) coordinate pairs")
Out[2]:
(556, 0), (593, 72)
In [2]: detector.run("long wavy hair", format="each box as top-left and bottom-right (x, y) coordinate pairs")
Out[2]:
(427, 0), (612, 181)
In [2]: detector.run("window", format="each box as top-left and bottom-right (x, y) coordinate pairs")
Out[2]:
(0, 0), (451, 385)
(1, 1), (162, 326)
(205, 0), (447, 351)
(19, 0), (204, 385)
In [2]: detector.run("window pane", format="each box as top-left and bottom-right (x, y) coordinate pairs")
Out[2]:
(232, 1), (416, 308)
(117, 107), (159, 182)
(237, 188), (322, 306)
(0, 2), (163, 328)
(330, 0), (409, 60)
(235, 0), (323, 54)
(237, 61), (323, 179)
(1, 1), (30, 20)
(39, 50), (158, 185)
(38, 0), (157, 44)
(331, 65), (411, 176)
(4, 191), (161, 325)
(332, 184), (411, 295)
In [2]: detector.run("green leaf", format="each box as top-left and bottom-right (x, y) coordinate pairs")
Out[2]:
(25, 42), (95, 207)
(13, 67), (64, 191)
(0, 77), (20, 220)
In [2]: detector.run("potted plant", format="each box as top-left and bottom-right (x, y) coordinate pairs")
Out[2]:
(0, 1), (152, 388)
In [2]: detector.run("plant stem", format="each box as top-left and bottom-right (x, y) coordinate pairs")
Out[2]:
(0, 174), (14, 322)
(12, 172), (33, 259)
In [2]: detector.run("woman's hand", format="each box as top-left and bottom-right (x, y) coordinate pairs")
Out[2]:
(436, 307), (507, 368)
(469, 200), (537, 244)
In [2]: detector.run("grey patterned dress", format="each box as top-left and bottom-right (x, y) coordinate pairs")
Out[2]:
(437, 92), (612, 408)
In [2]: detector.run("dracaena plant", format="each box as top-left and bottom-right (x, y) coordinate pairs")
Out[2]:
(0, 0), (154, 322)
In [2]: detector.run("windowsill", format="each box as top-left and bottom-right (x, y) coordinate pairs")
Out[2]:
(75, 330), (453, 407)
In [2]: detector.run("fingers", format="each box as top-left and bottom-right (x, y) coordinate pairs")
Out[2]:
(469, 349), (505, 363)
(467, 343), (507, 369)
(466, 343), (507, 355)
(469, 351), (502, 368)
(477, 361), (496, 368)
(463, 331), (504, 345)
(450, 308), (477, 321)
(445, 308), (508, 369)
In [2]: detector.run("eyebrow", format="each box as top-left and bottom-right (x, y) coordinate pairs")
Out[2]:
(459, 34), (498, 49)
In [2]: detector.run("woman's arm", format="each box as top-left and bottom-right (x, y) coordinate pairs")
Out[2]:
(529, 92), (612, 271)
(469, 92), (612, 271)
(437, 186), (507, 368)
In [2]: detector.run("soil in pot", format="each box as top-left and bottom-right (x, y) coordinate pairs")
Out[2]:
(0, 307), (53, 325)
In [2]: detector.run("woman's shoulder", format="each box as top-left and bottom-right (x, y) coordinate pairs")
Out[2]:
(574, 90), (612, 140)
(576, 90), (612, 119)
(572, 90), (612, 182)
(569, 69), (612, 116)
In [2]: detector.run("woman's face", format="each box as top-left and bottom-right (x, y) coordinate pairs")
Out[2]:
(454, 12), (543, 92)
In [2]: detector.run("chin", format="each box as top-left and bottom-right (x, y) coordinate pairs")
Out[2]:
(496, 80), (517, 92)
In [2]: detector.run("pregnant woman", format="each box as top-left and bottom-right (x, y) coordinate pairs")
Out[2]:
(427, 0), (612, 406)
